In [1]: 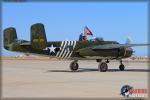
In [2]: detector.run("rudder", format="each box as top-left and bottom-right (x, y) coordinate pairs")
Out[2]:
(3, 27), (17, 50)
(31, 23), (47, 49)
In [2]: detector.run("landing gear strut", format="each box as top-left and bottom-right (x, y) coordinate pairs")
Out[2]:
(119, 60), (125, 71)
(106, 59), (109, 63)
(70, 60), (79, 71)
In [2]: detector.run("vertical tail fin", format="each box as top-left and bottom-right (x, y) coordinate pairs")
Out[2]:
(30, 23), (47, 49)
(3, 27), (17, 50)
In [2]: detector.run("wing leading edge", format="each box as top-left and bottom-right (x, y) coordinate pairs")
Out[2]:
(92, 44), (150, 50)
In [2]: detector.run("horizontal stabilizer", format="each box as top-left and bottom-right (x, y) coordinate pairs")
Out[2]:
(20, 42), (30, 46)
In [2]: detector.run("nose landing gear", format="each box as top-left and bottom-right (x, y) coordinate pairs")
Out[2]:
(119, 60), (125, 71)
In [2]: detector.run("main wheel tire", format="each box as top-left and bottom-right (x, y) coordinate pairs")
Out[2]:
(119, 64), (125, 71)
(70, 62), (79, 71)
(98, 62), (108, 72)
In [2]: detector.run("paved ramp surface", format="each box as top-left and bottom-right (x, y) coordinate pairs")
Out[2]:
(2, 59), (149, 98)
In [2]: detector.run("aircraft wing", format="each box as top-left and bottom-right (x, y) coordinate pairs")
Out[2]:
(92, 44), (150, 50)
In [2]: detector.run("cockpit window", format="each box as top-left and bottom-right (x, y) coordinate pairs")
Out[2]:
(90, 37), (104, 41)
(95, 37), (104, 41)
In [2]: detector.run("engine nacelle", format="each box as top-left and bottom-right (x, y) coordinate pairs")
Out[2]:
(118, 47), (133, 58)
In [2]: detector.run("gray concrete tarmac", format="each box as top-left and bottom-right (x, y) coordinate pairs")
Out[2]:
(2, 59), (149, 98)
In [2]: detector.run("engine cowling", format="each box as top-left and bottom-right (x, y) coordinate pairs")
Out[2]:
(118, 47), (133, 58)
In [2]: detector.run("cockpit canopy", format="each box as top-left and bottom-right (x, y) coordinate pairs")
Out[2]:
(90, 37), (104, 41)
(95, 37), (104, 41)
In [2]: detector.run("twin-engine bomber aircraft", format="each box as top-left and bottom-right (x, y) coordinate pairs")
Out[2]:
(3, 23), (150, 72)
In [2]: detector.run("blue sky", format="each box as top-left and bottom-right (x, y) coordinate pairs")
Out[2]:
(2, 2), (148, 56)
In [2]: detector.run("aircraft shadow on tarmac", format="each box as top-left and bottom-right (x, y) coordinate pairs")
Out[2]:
(47, 68), (150, 73)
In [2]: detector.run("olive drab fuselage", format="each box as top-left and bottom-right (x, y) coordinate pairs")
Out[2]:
(3, 23), (134, 60)
(4, 39), (133, 60)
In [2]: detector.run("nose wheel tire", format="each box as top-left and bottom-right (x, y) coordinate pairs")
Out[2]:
(119, 64), (125, 71)
(70, 61), (79, 71)
(98, 62), (108, 72)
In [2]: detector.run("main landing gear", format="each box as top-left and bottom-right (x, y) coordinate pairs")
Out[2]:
(98, 59), (125, 72)
(98, 62), (108, 72)
(98, 59), (109, 72)
(69, 59), (125, 72)
(70, 60), (79, 71)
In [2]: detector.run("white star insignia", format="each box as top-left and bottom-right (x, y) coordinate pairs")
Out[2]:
(43, 44), (56, 53)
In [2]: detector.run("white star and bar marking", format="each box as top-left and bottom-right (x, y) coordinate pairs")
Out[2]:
(43, 41), (76, 58)
(43, 44), (56, 54)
